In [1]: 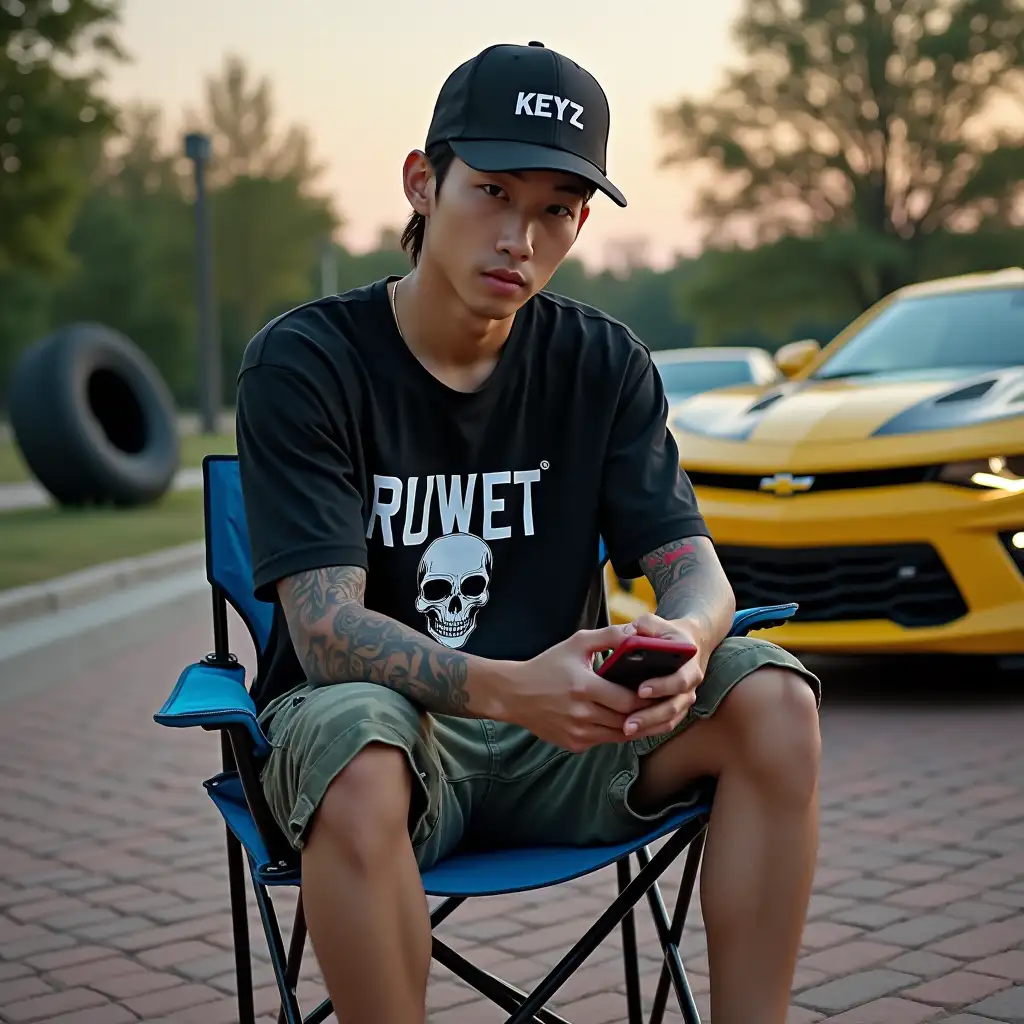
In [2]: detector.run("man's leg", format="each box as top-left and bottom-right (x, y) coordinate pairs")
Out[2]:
(301, 743), (431, 1024)
(631, 651), (821, 1024)
(259, 684), (471, 1024)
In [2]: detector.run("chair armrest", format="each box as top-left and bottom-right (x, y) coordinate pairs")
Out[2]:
(728, 603), (799, 637)
(154, 661), (270, 758)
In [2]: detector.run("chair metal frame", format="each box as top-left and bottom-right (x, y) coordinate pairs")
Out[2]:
(155, 455), (799, 1024)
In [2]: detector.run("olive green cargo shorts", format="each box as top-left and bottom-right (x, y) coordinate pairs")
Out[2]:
(257, 636), (820, 872)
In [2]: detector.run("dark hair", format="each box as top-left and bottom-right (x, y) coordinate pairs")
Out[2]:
(400, 142), (457, 266)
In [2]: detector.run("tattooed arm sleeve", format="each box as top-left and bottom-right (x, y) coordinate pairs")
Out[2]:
(277, 566), (503, 718)
(639, 536), (736, 644)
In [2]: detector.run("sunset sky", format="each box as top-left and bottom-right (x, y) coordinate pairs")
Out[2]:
(102, 0), (746, 270)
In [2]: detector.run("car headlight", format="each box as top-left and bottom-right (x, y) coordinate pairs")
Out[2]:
(1000, 530), (1024, 575)
(938, 456), (1024, 493)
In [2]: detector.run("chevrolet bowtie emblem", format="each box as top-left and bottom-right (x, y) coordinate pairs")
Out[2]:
(759, 472), (815, 496)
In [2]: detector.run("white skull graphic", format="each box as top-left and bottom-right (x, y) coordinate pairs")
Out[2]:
(414, 533), (492, 648)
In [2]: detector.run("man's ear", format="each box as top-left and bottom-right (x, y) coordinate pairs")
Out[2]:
(574, 203), (591, 239)
(403, 150), (434, 216)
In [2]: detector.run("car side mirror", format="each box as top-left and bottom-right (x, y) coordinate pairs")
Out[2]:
(774, 339), (821, 378)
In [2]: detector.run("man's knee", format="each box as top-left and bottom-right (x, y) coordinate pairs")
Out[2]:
(720, 666), (821, 802)
(307, 743), (414, 869)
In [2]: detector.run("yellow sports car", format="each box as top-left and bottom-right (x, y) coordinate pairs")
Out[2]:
(610, 268), (1024, 664)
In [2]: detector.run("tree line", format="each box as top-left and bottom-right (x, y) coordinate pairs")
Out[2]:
(2, 0), (1021, 412)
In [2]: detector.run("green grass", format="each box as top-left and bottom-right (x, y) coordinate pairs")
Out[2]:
(0, 439), (30, 484)
(179, 431), (237, 465)
(0, 431), (237, 485)
(0, 488), (207, 591)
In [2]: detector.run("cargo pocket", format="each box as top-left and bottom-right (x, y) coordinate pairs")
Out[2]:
(407, 738), (442, 854)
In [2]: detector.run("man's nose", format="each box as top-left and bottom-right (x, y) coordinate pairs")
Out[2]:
(497, 214), (535, 262)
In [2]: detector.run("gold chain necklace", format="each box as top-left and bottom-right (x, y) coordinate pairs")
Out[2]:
(389, 277), (405, 341)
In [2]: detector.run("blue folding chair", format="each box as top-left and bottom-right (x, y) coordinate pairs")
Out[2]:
(155, 455), (798, 1024)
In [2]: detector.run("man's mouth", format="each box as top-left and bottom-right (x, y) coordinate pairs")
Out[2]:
(483, 268), (527, 288)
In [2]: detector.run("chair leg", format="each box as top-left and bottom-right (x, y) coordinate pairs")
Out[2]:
(643, 827), (706, 1024)
(277, 894), (308, 1024)
(433, 937), (571, 1024)
(225, 827), (255, 1024)
(429, 895), (465, 928)
(503, 817), (705, 1024)
(617, 857), (644, 1024)
(250, 868), (306, 1024)
(299, 997), (335, 1024)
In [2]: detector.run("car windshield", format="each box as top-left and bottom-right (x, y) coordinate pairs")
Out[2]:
(814, 287), (1024, 379)
(656, 358), (754, 394)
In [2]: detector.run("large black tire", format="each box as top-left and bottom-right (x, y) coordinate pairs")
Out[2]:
(8, 323), (180, 507)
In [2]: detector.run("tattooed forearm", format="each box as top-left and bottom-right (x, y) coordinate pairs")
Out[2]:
(279, 567), (472, 715)
(640, 536), (735, 636)
(287, 565), (366, 624)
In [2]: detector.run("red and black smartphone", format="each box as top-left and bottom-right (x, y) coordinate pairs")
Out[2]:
(597, 635), (698, 692)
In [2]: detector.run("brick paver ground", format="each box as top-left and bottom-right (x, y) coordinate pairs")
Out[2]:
(1, 609), (1023, 1023)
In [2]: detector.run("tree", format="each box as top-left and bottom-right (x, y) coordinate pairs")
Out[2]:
(184, 56), (341, 386)
(52, 103), (198, 402)
(213, 174), (336, 345)
(184, 54), (324, 188)
(659, 0), (1024, 340)
(100, 101), (186, 198)
(0, 0), (123, 275)
(602, 236), (653, 279)
(548, 257), (701, 351)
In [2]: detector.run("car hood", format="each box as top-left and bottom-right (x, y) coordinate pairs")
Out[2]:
(669, 366), (1024, 470)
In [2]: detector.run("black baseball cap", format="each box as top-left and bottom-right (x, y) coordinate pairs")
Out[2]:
(425, 41), (627, 208)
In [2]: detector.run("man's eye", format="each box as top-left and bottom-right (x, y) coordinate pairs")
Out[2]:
(549, 205), (572, 217)
(482, 184), (505, 198)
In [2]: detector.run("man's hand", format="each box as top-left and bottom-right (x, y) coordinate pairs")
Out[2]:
(620, 614), (707, 740)
(503, 624), (655, 752)
(621, 532), (737, 740)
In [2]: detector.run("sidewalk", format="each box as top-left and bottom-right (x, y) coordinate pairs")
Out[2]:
(0, 469), (204, 513)
(0, 593), (1023, 1022)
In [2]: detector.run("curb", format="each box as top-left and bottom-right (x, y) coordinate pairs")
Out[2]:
(0, 541), (207, 628)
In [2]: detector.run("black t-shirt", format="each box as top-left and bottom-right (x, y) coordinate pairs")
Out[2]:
(236, 278), (709, 711)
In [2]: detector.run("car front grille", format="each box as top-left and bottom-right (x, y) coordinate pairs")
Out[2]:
(687, 465), (939, 492)
(717, 543), (967, 627)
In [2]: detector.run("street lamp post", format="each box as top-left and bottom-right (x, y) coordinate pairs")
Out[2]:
(320, 236), (338, 297)
(184, 132), (220, 435)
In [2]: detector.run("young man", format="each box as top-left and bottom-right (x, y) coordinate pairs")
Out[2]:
(236, 41), (822, 1024)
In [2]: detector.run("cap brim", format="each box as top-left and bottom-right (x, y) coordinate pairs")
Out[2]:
(451, 139), (627, 208)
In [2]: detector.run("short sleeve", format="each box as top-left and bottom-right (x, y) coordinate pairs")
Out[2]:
(599, 349), (710, 578)
(236, 360), (368, 603)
